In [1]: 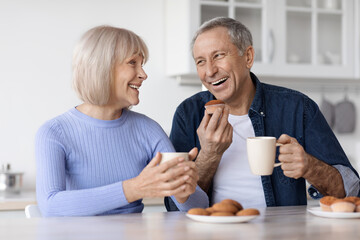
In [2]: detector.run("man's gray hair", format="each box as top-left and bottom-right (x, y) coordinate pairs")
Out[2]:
(191, 17), (253, 56)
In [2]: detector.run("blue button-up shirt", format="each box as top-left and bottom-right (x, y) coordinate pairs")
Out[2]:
(166, 72), (359, 209)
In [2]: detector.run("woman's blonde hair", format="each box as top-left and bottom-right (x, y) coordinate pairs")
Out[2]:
(72, 26), (149, 105)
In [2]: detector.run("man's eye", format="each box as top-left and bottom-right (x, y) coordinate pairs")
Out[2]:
(196, 60), (205, 65)
(214, 53), (225, 59)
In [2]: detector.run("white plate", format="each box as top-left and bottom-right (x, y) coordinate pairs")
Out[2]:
(186, 213), (258, 223)
(307, 207), (360, 219)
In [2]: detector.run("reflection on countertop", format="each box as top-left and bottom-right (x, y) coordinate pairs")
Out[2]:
(0, 191), (165, 211)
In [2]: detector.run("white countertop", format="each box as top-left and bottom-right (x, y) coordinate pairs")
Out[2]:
(0, 205), (359, 240)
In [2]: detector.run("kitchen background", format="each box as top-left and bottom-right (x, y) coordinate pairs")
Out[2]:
(0, 0), (359, 192)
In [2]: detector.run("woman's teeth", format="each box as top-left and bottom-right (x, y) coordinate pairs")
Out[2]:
(129, 84), (139, 89)
(212, 77), (228, 86)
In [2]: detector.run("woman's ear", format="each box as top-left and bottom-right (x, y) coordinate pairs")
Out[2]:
(245, 46), (255, 69)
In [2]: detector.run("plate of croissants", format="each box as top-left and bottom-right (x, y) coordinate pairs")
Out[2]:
(186, 199), (260, 223)
(307, 196), (360, 219)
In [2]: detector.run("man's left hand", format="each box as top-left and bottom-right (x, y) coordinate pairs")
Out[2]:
(277, 134), (310, 179)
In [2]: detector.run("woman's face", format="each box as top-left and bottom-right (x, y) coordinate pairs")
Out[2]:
(109, 54), (147, 109)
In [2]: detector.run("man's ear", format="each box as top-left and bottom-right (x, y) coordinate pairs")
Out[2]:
(245, 46), (255, 69)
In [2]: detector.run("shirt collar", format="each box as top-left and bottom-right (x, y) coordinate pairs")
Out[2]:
(249, 72), (266, 117)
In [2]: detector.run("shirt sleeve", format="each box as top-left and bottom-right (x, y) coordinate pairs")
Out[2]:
(35, 121), (130, 217)
(303, 97), (359, 198)
(145, 117), (175, 158)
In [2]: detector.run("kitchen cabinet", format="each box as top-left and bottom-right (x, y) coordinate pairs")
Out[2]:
(165, 0), (356, 84)
(355, 0), (360, 78)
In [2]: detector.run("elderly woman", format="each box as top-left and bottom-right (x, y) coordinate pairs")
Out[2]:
(35, 26), (208, 217)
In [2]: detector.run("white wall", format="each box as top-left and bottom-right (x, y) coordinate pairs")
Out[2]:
(0, 0), (359, 192)
(0, 0), (200, 190)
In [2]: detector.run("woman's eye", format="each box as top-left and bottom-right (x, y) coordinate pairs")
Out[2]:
(129, 60), (136, 65)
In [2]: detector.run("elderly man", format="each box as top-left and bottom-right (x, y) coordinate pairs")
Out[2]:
(165, 17), (359, 210)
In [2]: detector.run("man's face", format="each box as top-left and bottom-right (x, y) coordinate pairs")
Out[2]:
(193, 27), (253, 104)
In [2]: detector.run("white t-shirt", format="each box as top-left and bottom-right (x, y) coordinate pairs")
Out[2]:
(212, 114), (267, 208)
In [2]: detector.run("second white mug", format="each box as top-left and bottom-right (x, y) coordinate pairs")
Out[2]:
(247, 136), (282, 176)
(160, 152), (189, 164)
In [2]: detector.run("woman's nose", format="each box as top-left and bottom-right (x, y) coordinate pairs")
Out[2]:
(138, 68), (147, 80)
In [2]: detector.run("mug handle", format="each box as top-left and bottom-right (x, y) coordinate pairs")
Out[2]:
(274, 142), (283, 167)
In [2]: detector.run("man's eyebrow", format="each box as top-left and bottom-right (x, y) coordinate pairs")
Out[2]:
(194, 50), (220, 60)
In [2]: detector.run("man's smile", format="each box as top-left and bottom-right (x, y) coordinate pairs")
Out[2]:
(211, 77), (228, 86)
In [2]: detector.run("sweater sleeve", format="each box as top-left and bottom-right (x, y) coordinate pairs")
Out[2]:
(170, 185), (209, 211)
(35, 120), (131, 217)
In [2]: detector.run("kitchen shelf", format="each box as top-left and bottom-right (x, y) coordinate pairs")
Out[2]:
(0, 191), (36, 211)
(165, 0), (357, 84)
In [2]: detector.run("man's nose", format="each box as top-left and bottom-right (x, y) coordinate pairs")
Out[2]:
(205, 61), (218, 77)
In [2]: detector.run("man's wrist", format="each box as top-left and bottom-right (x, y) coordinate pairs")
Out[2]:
(196, 150), (222, 193)
(302, 154), (345, 198)
(197, 149), (223, 164)
(302, 153), (313, 180)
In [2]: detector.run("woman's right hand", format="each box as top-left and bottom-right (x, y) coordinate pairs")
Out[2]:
(122, 152), (193, 203)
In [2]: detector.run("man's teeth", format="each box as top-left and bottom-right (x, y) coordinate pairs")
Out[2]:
(129, 84), (139, 89)
(212, 77), (228, 85)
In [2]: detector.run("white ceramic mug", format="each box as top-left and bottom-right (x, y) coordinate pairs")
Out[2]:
(160, 152), (189, 164)
(246, 136), (282, 176)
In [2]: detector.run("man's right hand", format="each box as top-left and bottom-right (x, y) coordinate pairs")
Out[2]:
(195, 106), (233, 192)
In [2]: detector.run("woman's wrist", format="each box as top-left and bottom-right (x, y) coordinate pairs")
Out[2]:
(175, 196), (189, 204)
(123, 177), (141, 203)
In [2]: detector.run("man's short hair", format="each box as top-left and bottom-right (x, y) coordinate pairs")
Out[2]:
(72, 26), (148, 105)
(191, 17), (253, 56)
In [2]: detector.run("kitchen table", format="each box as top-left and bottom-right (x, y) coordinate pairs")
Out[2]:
(0, 205), (359, 240)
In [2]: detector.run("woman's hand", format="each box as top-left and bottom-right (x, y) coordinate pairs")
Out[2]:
(123, 148), (199, 203)
(172, 147), (199, 203)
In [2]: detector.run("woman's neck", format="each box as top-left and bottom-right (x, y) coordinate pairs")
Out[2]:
(76, 103), (123, 120)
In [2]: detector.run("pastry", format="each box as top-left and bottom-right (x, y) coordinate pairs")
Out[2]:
(187, 199), (260, 217)
(187, 208), (210, 216)
(319, 196), (338, 212)
(212, 202), (239, 214)
(210, 212), (235, 216)
(204, 100), (225, 115)
(330, 199), (356, 212)
(221, 199), (243, 211)
(355, 199), (360, 212)
(236, 208), (260, 216)
(344, 196), (360, 204)
(205, 207), (216, 214)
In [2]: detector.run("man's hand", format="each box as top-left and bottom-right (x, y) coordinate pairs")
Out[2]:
(197, 107), (233, 157)
(277, 134), (345, 198)
(195, 106), (233, 192)
(277, 134), (309, 179)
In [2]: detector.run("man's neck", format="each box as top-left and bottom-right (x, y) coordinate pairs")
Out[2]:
(227, 79), (256, 116)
